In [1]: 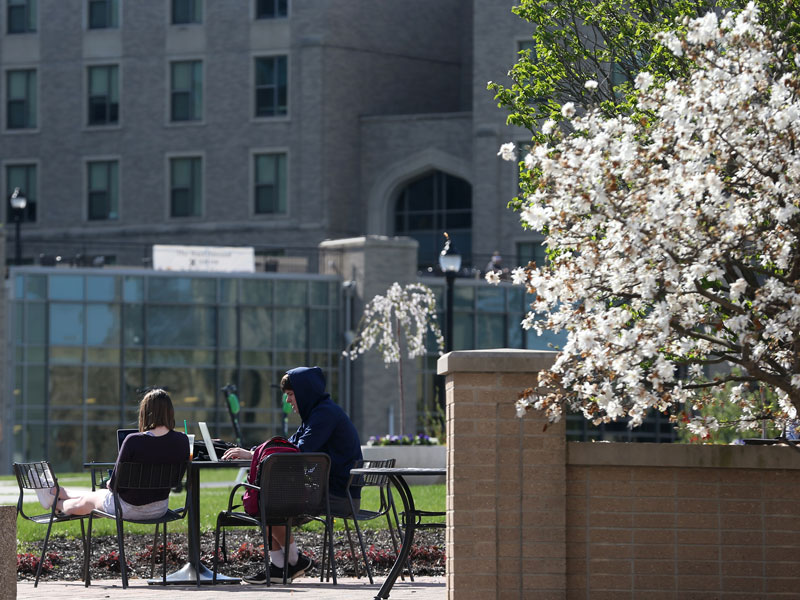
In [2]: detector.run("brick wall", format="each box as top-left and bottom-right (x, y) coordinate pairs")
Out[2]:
(439, 349), (800, 600)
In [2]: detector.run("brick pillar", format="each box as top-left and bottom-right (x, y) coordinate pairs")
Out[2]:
(0, 505), (16, 600)
(438, 349), (563, 600)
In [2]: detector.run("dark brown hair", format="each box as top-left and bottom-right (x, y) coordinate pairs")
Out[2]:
(138, 388), (175, 432)
(280, 373), (293, 392)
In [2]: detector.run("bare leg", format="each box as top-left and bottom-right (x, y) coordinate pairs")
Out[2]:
(270, 526), (294, 549)
(59, 489), (110, 515)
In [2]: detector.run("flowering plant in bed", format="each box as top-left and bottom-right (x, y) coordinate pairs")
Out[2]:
(366, 434), (440, 447)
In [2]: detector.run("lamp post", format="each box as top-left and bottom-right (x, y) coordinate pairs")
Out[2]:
(9, 187), (27, 266)
(438, 232), (461, 354)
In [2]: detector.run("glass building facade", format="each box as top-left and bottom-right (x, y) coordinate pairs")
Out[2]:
(6, 267), (672, 472)
(9, 268), (342, 472)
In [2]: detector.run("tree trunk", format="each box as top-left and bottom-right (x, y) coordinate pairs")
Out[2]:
(396, 315), (405, 435)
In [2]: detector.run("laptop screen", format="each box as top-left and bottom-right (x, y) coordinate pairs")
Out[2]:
(198, 422), (218, 461)
(116, 428), (138, 452)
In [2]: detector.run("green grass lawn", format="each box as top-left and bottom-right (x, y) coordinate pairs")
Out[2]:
(5, 469), (445, 545)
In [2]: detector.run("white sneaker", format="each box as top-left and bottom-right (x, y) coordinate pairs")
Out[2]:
(35, 487), (56, 509)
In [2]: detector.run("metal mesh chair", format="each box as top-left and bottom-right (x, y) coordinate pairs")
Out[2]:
(13, 461), (89, 587)
(212, 452), (337, 586)
(86, 461), (189, 588)
(337, 458), (407, 584)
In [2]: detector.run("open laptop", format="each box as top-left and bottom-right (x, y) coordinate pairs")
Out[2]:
(198, 421), (219, 461)
(116, 428), (138, 452)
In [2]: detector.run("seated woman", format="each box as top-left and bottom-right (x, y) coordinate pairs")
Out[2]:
(37, 388), (189, 519)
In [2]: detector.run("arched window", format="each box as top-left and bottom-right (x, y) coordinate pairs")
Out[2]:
(393, 171), (471, 270)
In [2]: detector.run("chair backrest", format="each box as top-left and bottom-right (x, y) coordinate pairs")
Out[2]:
(350, 458), (396, 489)
(111, 461), (187, 491)
(13, 461), (56, 491)
(257, 452), (331, 521)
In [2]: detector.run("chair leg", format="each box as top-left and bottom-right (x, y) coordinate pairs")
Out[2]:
(327, 514), (337, 585)
(283, 522), (291, 584)
(34, 512), (55, 588)
(263, 524), (272, 588)
(351, 516), (374, 584)
(85, 514), (94, 587)
(161, 521), (168, 584)
(78, 518), (87, 584)
(343, 519), (364, 581)
(221, 528), (228, 563)
(115, 515), (128, 589)
(151, 523), (159, 579)
(320, 522), (328, 582)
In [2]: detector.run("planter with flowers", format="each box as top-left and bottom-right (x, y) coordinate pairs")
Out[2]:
(361, 434), (445, 485)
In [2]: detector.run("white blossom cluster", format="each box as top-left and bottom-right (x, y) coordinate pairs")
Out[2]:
(499, 3), (800, 429)
(344, 282), (444, 365)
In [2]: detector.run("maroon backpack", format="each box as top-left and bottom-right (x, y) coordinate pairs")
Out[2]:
(242, 436), (300, 515)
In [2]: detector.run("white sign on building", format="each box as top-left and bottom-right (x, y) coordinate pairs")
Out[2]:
(152, 244), (255, 273)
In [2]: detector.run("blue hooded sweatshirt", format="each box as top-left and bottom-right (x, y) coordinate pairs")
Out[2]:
(287, 366), (363, 498)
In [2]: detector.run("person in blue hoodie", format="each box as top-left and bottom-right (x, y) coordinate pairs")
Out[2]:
(222, 366), (362, 584)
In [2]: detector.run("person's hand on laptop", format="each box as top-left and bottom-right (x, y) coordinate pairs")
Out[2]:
(221, 447), (253, 461)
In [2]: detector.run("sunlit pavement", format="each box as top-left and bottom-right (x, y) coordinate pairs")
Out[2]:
(17, 576), (445, 599)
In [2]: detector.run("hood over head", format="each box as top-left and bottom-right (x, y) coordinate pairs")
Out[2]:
(286, 366), (328, 421)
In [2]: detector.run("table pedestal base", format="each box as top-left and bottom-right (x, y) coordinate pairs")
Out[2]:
(147, 561), (241, 585)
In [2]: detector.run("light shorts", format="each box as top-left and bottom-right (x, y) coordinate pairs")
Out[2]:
(100, 489), (169, 520)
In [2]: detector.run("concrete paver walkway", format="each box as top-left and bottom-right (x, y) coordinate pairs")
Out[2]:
(18, 576), (446, 599)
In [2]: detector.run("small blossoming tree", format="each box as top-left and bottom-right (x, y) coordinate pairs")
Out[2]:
(491, 4), (800, 439)
(345, 282), (444, 435)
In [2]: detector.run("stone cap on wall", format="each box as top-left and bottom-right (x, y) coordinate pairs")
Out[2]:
(437, 349), (557, 376)
(569, 440), (800, 470)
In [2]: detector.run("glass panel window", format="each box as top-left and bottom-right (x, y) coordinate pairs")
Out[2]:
(394, 171), (472, 270)
(254, 56), (287, 117)
(146, 305), (216, 347)
(171, 60), (202, 122)
(7, 0), (36, 33)
(516, 241), (547, 268)
(87, 160), (119, 220)
(6, 164), (37, 222)
(256, 0), (287, 19)
(6, 69), (37, 129)
(170, 157), (202, 217)
(49, 304), (85, 346)
(254, 152), (287, 214)
(172, 0), (202, 24)
(88, 65), (119, 125)
(88, 0), (118, 29)
(87, 304), (120, 346)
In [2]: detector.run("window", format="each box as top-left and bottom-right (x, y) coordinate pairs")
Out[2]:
(6, 69), (36, 129)
(518, 40), (536, 59)
(7, 0), (36, 33)
(254, 56), (287, 117)
(170, 157), (202, 217)
(254, 152), (287, 214)
(87, 160), (119, 220)
(6, 164), (36, 222)
(170, 61), (202, 122)
(172, 0), (201, 24)
(517, 241), (547, 268)
(256, 0), (287, 19)
(88, 0), (118, 29)
(88, 65), (119, 125)
(394, 171), (472, 270)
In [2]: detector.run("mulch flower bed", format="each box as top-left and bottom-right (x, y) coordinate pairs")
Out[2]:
(17, 528), (445, 582)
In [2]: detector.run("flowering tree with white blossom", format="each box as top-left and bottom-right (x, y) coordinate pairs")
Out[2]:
(345, 282), (444, 435)
(491, 3), (800, 439)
